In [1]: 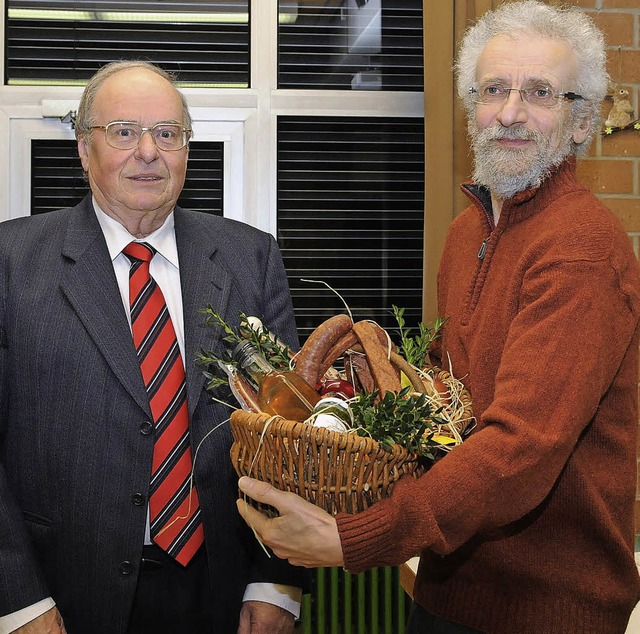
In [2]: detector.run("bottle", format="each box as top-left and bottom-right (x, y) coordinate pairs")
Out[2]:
(231, 340), (320, 421)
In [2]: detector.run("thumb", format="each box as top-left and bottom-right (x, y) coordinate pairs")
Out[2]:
(238, 476), (290, 512)
(238, 475), (275, 500)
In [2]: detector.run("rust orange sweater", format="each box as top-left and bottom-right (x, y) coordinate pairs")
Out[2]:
(336, 158), (640, 633)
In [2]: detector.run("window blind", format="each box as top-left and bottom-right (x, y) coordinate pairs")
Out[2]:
(6, 0), (250, 85)
(278, 0), (423, 91)
(30, 139), (224, 215)
(277, 116), (424, 340)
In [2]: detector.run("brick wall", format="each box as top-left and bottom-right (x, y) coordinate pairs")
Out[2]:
(568, 0), (640, 536)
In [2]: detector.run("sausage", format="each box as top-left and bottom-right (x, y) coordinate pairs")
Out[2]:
(389, 350), (427, 393)
(352, 320), (402, 396)
(294, 314), (353, 388)
(345, 352), (376, 393)
(317, 330), (358, 379)
(317, 323), (397, 385)
(368, 321), (396, 354)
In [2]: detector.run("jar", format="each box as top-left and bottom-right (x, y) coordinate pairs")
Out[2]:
(320, 378), (355, 400)
(311, 396), (353, 432)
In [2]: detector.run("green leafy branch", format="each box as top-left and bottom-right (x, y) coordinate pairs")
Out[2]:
(197, 307), (292, 392)
(391, 305), (446, 369)
(350, 386), (446, 460)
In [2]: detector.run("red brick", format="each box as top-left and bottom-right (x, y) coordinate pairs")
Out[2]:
(576, 159), (635, 193)
(593, 12), (635, 47)
(566, 0), (600, 7)
(586, 136), (600, 157)
(608, 49), (640, 85)
(603, 0), (640, 8)
(601, 128), (640, 157)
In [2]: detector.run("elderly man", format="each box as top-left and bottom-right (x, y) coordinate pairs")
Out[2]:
(0, 61), (304, 633)
(237, 2), (640, 633)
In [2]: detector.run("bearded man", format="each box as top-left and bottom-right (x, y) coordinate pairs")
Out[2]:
(233, 2), (640, 633)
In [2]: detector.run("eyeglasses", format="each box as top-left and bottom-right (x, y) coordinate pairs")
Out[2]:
(469, 83), (584, 109)
(90, 121), (192, 151)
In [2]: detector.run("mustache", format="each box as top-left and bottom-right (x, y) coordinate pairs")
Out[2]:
(478, 125), (541, 143)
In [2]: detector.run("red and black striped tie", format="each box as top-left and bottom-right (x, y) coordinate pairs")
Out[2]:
(123, 241), (204, 566)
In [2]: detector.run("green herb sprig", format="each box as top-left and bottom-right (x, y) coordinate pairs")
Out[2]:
(350, 386), (446, 460)
(197, 307), (291, 392)
(392, 305), (446, 369)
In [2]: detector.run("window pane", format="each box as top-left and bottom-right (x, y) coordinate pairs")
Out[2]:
(6, 1), (249, 86)
(30, 139), (224, 215)
(278, 0), (423, 91)
(277, 116), (424, 340)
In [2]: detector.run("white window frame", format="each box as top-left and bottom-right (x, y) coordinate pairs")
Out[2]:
(0, 0), (424, 235)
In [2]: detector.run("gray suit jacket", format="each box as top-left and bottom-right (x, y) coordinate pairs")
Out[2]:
(0, 195), (305, 633)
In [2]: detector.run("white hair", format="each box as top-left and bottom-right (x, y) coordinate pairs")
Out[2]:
(455, 0), (609, 154)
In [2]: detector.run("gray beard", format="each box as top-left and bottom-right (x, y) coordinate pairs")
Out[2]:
(469, 121), (574, 200)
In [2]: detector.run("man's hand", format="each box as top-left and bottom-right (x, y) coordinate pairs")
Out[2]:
(12, 608), (66, 634)
(237, 601), (295, 634)
(236, 476), (344, 568)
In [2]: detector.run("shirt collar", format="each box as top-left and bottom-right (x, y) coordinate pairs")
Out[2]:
(92, 196), (179, 268)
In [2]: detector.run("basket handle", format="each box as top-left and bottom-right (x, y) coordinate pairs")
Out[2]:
(389, 350), (429, 394)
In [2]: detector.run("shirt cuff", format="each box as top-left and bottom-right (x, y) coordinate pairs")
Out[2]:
(243, 583), (302, 619)
(0, 598), (56, 634)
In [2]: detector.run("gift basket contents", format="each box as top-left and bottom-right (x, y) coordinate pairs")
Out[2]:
(198, 307), (474, 516)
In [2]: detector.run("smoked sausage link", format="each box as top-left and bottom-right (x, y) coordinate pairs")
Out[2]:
(294, 314), (353, 388)
(352, 321), (402, 396)
(317, 330), (358, 380)
(345, 352), (376, 393)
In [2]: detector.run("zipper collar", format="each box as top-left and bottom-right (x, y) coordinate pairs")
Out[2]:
(462, 183), (495, 231)
(460, 156), (579, 230)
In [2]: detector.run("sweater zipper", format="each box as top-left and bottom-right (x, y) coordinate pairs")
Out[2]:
(459, 189), (496, 325)
(462, 185), (495, 261)
(477, 238), (489, 260)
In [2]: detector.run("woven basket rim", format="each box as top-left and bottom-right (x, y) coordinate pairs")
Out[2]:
(230, 409), (423, 460)
(229, 408), (427, 514)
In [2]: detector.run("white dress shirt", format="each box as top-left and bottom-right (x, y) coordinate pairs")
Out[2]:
(0, 201), (300, 633)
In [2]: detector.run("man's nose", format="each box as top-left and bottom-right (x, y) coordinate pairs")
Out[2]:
(495, 90), (529, 126)
(135, 130), (159, 160)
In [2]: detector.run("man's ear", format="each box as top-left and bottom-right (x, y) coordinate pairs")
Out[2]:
(77, 136), (90, 172)
(573, 116), (591, 144)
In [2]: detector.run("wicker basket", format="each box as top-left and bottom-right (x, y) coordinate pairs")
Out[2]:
(230, 409), (427, 516)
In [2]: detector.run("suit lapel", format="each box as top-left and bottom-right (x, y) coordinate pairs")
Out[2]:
(59, 201), (232, 419)
(59, 196), (151, 415)
(174, 208), (231, 416)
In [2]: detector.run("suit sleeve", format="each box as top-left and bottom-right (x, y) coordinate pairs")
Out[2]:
(259, 234), (300, 351)
(0, 256), (50, 615)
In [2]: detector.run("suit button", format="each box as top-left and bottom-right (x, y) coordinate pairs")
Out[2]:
(139, 421), (153, 435)
(119, 561), (133, 576)
(131, 493), (145, 506)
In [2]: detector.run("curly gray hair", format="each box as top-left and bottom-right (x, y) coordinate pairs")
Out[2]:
(75, 61), (192, 141)
(455, 0), (609, 154)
